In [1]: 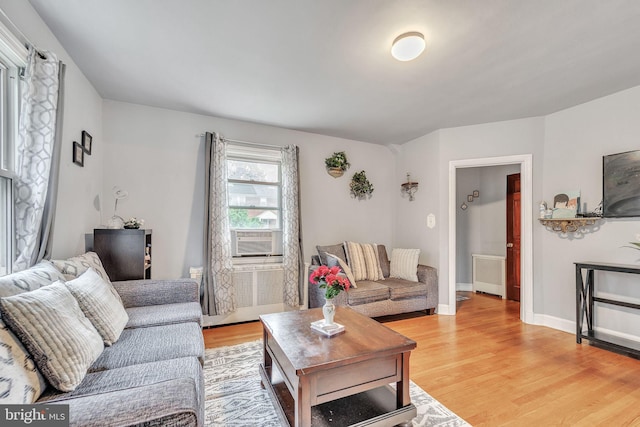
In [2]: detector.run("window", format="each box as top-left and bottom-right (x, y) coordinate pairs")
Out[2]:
(227, 158), (281, 230)
(0, 24), (27, 275)
(226, 144), (283, 257)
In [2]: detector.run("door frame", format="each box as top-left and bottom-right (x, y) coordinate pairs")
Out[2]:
(446, 154), (533, 323)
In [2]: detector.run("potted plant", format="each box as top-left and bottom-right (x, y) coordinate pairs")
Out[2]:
(124, 217), (145, 229)
(350, 170), (374, 200)
(325, 151), (350, 178)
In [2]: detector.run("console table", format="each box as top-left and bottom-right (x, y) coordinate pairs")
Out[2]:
(575, 262), (640, 357)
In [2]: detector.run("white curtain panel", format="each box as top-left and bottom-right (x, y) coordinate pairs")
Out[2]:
(202, 132), (235, 315)
(14, 50), (60, 272)
(281, 145), (301, 307)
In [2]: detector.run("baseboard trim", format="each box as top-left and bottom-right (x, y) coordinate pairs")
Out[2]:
(531, 314), (640, 343)
(531, 313), (574, 334)
(437, 303), (455, 315)
(456, 283), (472, 292)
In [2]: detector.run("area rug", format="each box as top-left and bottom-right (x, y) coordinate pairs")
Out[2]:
(204, 340), (470, 427)
(456, 295), (470, 302)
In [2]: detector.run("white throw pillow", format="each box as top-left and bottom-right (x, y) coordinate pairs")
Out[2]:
(389, 248), (420, 282)
(0, 281), (104, 392)
(0, 318), (47, 403)
(65, 268), (129, 346)
(325, 254), (357, 289)
(0, 260), (66, 298)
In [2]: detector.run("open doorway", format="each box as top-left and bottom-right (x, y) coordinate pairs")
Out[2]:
(455, 166), (520, 305)
(447, 155), (533, 324)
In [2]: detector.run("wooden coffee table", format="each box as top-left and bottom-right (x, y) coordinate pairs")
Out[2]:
(259, 307), (417, 427)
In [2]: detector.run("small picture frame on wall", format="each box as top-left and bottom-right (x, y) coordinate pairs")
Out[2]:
(73, 141), (84, 166)
(473, 190), (480, 198)
(467, 195), (474, 202)
(460, 202), (468, 210)
(81, 130), (92, 154)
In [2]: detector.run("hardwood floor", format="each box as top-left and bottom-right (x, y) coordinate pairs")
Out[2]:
(202, 292), (640, 426)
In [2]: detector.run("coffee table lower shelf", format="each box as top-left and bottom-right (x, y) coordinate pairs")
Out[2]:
(259, 364), (416, 427)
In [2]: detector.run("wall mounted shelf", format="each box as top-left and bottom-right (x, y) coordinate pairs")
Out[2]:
(538, 217), (601, 233)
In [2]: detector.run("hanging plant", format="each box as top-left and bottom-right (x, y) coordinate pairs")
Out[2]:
(325, 151), (350, 178)
(350, 170), (374, 200)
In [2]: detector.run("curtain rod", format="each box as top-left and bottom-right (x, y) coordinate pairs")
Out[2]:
(0, 6), (41, 55)
(199, 133), (283, 151)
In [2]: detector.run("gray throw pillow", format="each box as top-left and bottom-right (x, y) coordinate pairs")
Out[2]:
(316, 243), (347, 266)
(65, 268), (129, 346)
(377, 244), (391, 278)
(0, 281), (104, 392)
(325, 254), (358, 289)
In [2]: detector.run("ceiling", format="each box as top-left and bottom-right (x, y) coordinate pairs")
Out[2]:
(28, 0), (640, 145)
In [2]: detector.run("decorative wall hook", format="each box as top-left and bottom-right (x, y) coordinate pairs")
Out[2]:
(401, 173), (419, 201)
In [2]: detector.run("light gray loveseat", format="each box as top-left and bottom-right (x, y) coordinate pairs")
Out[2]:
(309, 243), (438, 317)
(0, 253), (204, 427)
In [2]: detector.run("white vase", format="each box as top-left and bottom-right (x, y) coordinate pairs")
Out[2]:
(107, 215), (124, 229)
(323, 298), (336, 326)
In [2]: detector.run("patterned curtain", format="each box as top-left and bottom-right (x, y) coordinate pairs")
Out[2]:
(281, 145), (302, 306)
(14, 50), (63, 272)
(201, 132), (235, 315)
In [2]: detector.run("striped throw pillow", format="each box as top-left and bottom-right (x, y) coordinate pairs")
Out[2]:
(344, 242), (384, 281)
(65, 268), (129, 346)
(390, 248), (420, 282)
(0, 281), (104, 392)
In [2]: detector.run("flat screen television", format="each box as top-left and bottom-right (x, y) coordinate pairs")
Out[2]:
(603, 150), (640, 218)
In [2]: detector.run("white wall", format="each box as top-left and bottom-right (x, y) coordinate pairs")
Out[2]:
(393, 132), (441, 268)
(396, 117), (545, 307)
(102, 101), (395, 279)
(0, 1), (104, 259)
(456, 164), (520, 285)
(541, 85), (640, 337)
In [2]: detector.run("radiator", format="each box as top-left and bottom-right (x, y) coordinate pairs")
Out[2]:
(472, 254), (506, 299)
(193, 264), (289, 326)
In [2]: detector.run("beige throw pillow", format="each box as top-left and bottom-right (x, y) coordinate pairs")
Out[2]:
(325, 254), (357, 289)
(390, 248), (420, 282)
(0, 281), (104, 392)
(52, 251), (112, 284)
(344, 242), (384, 281)
(65, 268), (129, 346)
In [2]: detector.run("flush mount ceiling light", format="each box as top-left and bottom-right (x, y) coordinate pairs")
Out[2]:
(391, 31), (425, 61)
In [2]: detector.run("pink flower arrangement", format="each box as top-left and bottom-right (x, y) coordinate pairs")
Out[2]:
(309, 265), (351, 300)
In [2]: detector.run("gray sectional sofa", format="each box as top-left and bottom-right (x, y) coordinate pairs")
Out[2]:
(309, 243), (438, 318)
(0, 254), (204, 427)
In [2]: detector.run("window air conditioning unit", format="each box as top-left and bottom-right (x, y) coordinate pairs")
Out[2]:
(231, 230), (283, 256)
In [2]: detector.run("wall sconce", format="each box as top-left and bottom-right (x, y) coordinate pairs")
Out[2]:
(401, 173), (419, 201)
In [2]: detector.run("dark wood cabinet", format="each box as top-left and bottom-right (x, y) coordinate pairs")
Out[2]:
(93, 229), (152, 281)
